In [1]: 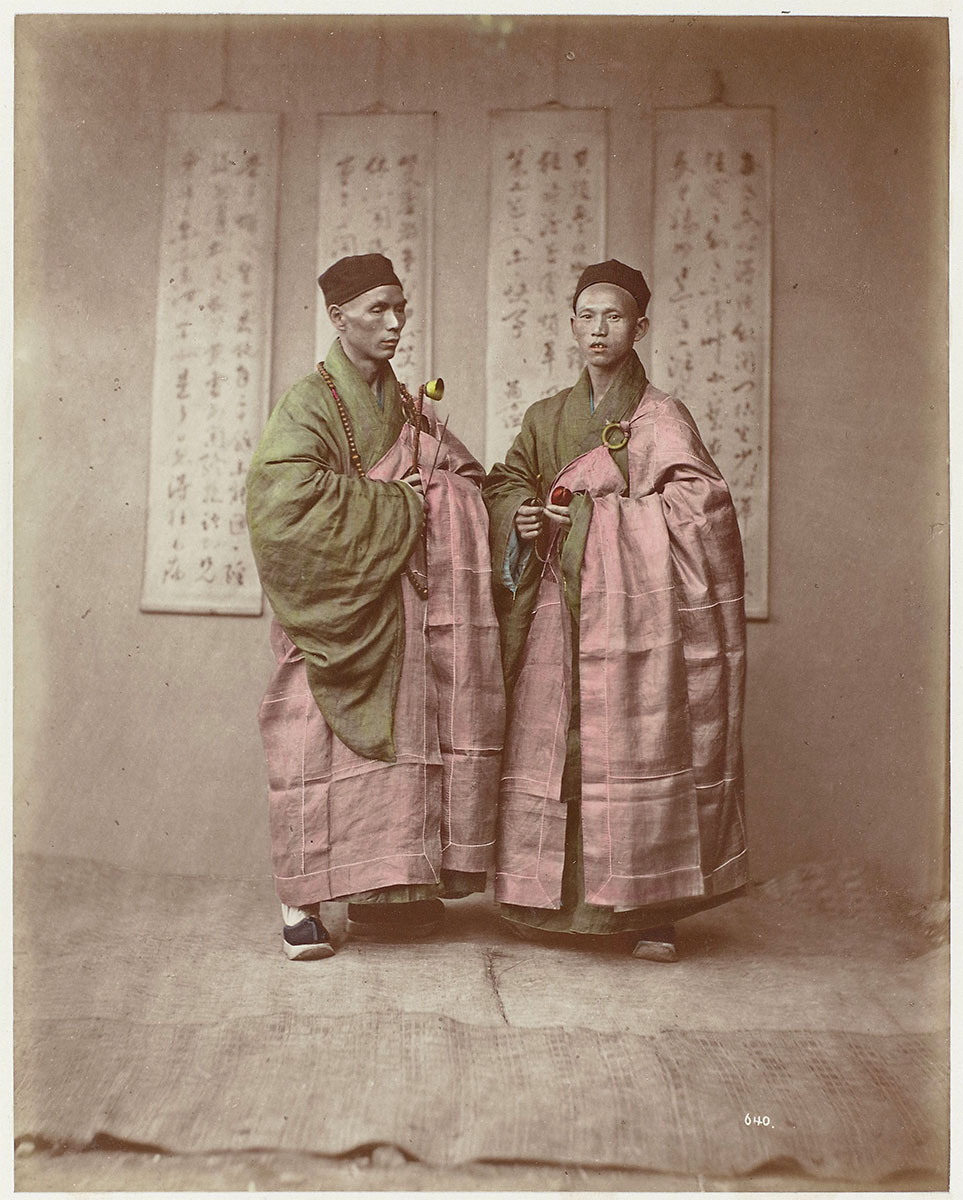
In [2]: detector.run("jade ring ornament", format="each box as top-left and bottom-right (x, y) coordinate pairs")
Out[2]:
(601, 421), (630, 451)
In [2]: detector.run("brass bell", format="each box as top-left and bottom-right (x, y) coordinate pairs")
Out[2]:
(425, 378), (445, 402)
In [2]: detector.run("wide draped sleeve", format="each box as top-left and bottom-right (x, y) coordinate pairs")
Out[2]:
(483, 395), (567, 686)
(246, 372), (424, 763)
(484, 406), (544, 581)
(644, 396), (747, 608)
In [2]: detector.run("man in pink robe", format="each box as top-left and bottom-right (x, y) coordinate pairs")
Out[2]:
(484, 259), (747, 962)
(247, 254), (504, 959)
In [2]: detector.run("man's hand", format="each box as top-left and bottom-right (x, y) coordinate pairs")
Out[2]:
(542, 501), (572, 531)
(400, 469), (425, 502)
(514, 502), (544, 542)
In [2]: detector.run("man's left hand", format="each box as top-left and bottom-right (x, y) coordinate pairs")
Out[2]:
(542, 501), (572, 530)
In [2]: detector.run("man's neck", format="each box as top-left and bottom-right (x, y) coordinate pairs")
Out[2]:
(586, 362), (621, 406)
(340, 342), (381, 387)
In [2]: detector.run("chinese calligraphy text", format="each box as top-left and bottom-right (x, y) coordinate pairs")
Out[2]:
(141, 113), (280, 615)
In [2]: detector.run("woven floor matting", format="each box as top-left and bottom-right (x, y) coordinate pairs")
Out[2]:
(14, 854), (948, 1184)
(16, 1014), (946, 1180)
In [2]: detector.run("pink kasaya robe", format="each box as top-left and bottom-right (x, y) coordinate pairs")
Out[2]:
(485, 363), (747, 912)
(247, 345), (504, 906)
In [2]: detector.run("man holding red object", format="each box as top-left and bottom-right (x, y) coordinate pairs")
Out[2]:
(484, 259), (748, 961)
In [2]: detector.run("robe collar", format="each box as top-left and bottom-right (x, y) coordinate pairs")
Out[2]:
(560, 350), (649, 465)
(322, 339), (403, 472)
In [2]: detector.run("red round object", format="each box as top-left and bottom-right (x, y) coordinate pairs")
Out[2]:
(551, 485), (573, 506)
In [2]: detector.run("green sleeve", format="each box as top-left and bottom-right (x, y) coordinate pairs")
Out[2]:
(247, 378), (423, 762)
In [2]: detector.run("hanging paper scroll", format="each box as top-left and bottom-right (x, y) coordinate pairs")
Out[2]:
(485, 108), (607, 466)
(141, 112), (280, 615)
(651, 106), (773, 618)
(315, 114), (435, 389)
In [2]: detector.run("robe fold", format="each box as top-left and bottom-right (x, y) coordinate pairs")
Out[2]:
(484, 352), (747, 916)
(247, 342), (504, 905)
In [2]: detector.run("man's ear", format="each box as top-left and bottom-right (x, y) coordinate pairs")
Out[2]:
(634, 316), (650, 343)
(328, 303), (345, 331)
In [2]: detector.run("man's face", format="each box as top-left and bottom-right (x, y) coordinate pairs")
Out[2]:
(331, 284), (407, 366)
(571, 283), (648, 370)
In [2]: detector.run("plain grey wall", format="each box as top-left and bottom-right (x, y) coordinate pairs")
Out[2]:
(14, 15), (948, 897)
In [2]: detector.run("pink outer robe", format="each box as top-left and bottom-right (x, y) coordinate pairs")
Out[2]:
(258, 413), (505, 907)
(496, 384), (747, 911)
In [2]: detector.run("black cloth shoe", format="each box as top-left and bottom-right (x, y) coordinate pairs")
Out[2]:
(631, 924), (678, 962)
(282, 913), (336, 961)
(346, 897), (445, 940)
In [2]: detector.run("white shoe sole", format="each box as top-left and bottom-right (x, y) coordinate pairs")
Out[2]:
(631, 940), (678, 963)
(283, 939), (336, 961)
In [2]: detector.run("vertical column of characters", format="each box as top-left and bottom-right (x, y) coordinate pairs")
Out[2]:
(219, 145), (266, 597)
(360, 148), (393, 261)
(497, 141), (533, 435)
(533, 144), (564, 389)
(159, 141), (202, 594)
(726, 144), (765, 514)
(727, 134), (768, 613)
(331, 150), (358, 259)
(660, 145), (697, 400)
(696, 140), (734, 474)
(193, 142), (232, 597)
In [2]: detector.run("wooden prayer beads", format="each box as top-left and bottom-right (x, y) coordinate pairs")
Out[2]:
(317, 363), (366, 479)
(317, 362), (428, 600)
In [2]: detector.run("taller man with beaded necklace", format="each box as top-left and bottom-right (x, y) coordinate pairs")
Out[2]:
(247, 253), (504, 959)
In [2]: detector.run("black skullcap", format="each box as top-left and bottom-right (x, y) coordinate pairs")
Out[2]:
(318, 253), (403, 307)
(573, 259), (651, 317)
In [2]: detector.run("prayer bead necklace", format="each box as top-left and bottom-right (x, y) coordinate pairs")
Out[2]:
(317, 361), (429, 600)
(317, 363), (366, 479)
